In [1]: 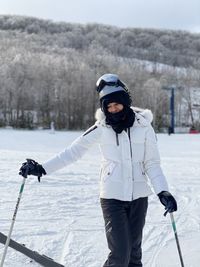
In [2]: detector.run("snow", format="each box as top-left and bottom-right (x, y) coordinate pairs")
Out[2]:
(0, 129), (200, 267)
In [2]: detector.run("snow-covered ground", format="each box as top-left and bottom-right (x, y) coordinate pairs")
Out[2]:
(0, 129), (200, 267)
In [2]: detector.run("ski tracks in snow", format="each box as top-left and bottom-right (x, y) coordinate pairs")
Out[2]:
(60, 231), (74, 264)
(59, 228), (107, 267)
(1, 131), (200, 266)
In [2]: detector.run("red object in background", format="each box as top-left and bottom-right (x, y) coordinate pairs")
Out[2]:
(189, 128), (199, 134)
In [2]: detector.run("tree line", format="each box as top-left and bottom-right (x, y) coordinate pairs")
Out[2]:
(0, 15), (200, 130)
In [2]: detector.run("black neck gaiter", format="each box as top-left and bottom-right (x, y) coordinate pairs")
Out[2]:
(105, 106), (135, 134)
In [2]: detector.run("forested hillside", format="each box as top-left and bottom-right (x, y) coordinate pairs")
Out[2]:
(0, 15), (200, 130)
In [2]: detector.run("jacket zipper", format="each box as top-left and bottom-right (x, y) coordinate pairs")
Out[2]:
(128, 128), (132, 158)
(116, 133), (119, 146)
(128, 128), (134, 201)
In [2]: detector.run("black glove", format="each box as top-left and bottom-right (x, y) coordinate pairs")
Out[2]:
(19, 159), (46, 182)
(158, 191), (177, 216)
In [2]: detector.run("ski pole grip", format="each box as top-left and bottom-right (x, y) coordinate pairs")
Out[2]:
(24, 159), (32, 178)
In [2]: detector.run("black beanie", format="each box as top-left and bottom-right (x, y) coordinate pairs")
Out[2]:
(100, 91), (131, 113)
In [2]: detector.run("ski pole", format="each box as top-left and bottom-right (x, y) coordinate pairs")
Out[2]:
(0, 161), (29, 267)
(170, 213), (185, 267)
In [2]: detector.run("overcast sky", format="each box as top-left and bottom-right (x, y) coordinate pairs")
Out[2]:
(0, 0), (200, 33)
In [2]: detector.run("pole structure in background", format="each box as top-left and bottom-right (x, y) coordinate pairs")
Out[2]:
(170, 87), (175, 134)
(162, 85), (183, 134)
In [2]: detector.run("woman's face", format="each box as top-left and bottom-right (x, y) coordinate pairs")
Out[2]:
(107, 102), (124, 114)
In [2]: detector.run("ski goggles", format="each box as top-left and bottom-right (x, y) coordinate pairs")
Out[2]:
(98, 85), (126, 99)
(96, 74), (128, 98)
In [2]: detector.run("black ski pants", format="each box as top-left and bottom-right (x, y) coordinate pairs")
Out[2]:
(100, 197), (148, 267)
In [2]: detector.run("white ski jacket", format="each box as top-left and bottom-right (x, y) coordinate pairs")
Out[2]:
(43, 107), (169, 201)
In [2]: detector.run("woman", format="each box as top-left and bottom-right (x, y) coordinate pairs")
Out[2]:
(19, 74), (177, 267)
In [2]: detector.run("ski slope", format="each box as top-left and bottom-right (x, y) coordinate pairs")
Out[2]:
(0, 129), (200, 267)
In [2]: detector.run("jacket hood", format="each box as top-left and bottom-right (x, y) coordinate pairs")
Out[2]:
(95, 107), (153, 127)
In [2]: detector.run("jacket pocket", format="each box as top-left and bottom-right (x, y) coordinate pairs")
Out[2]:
(101, 162), (116, 182)
(133, 162), (146, 182)
(139, 162), (146, 175)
